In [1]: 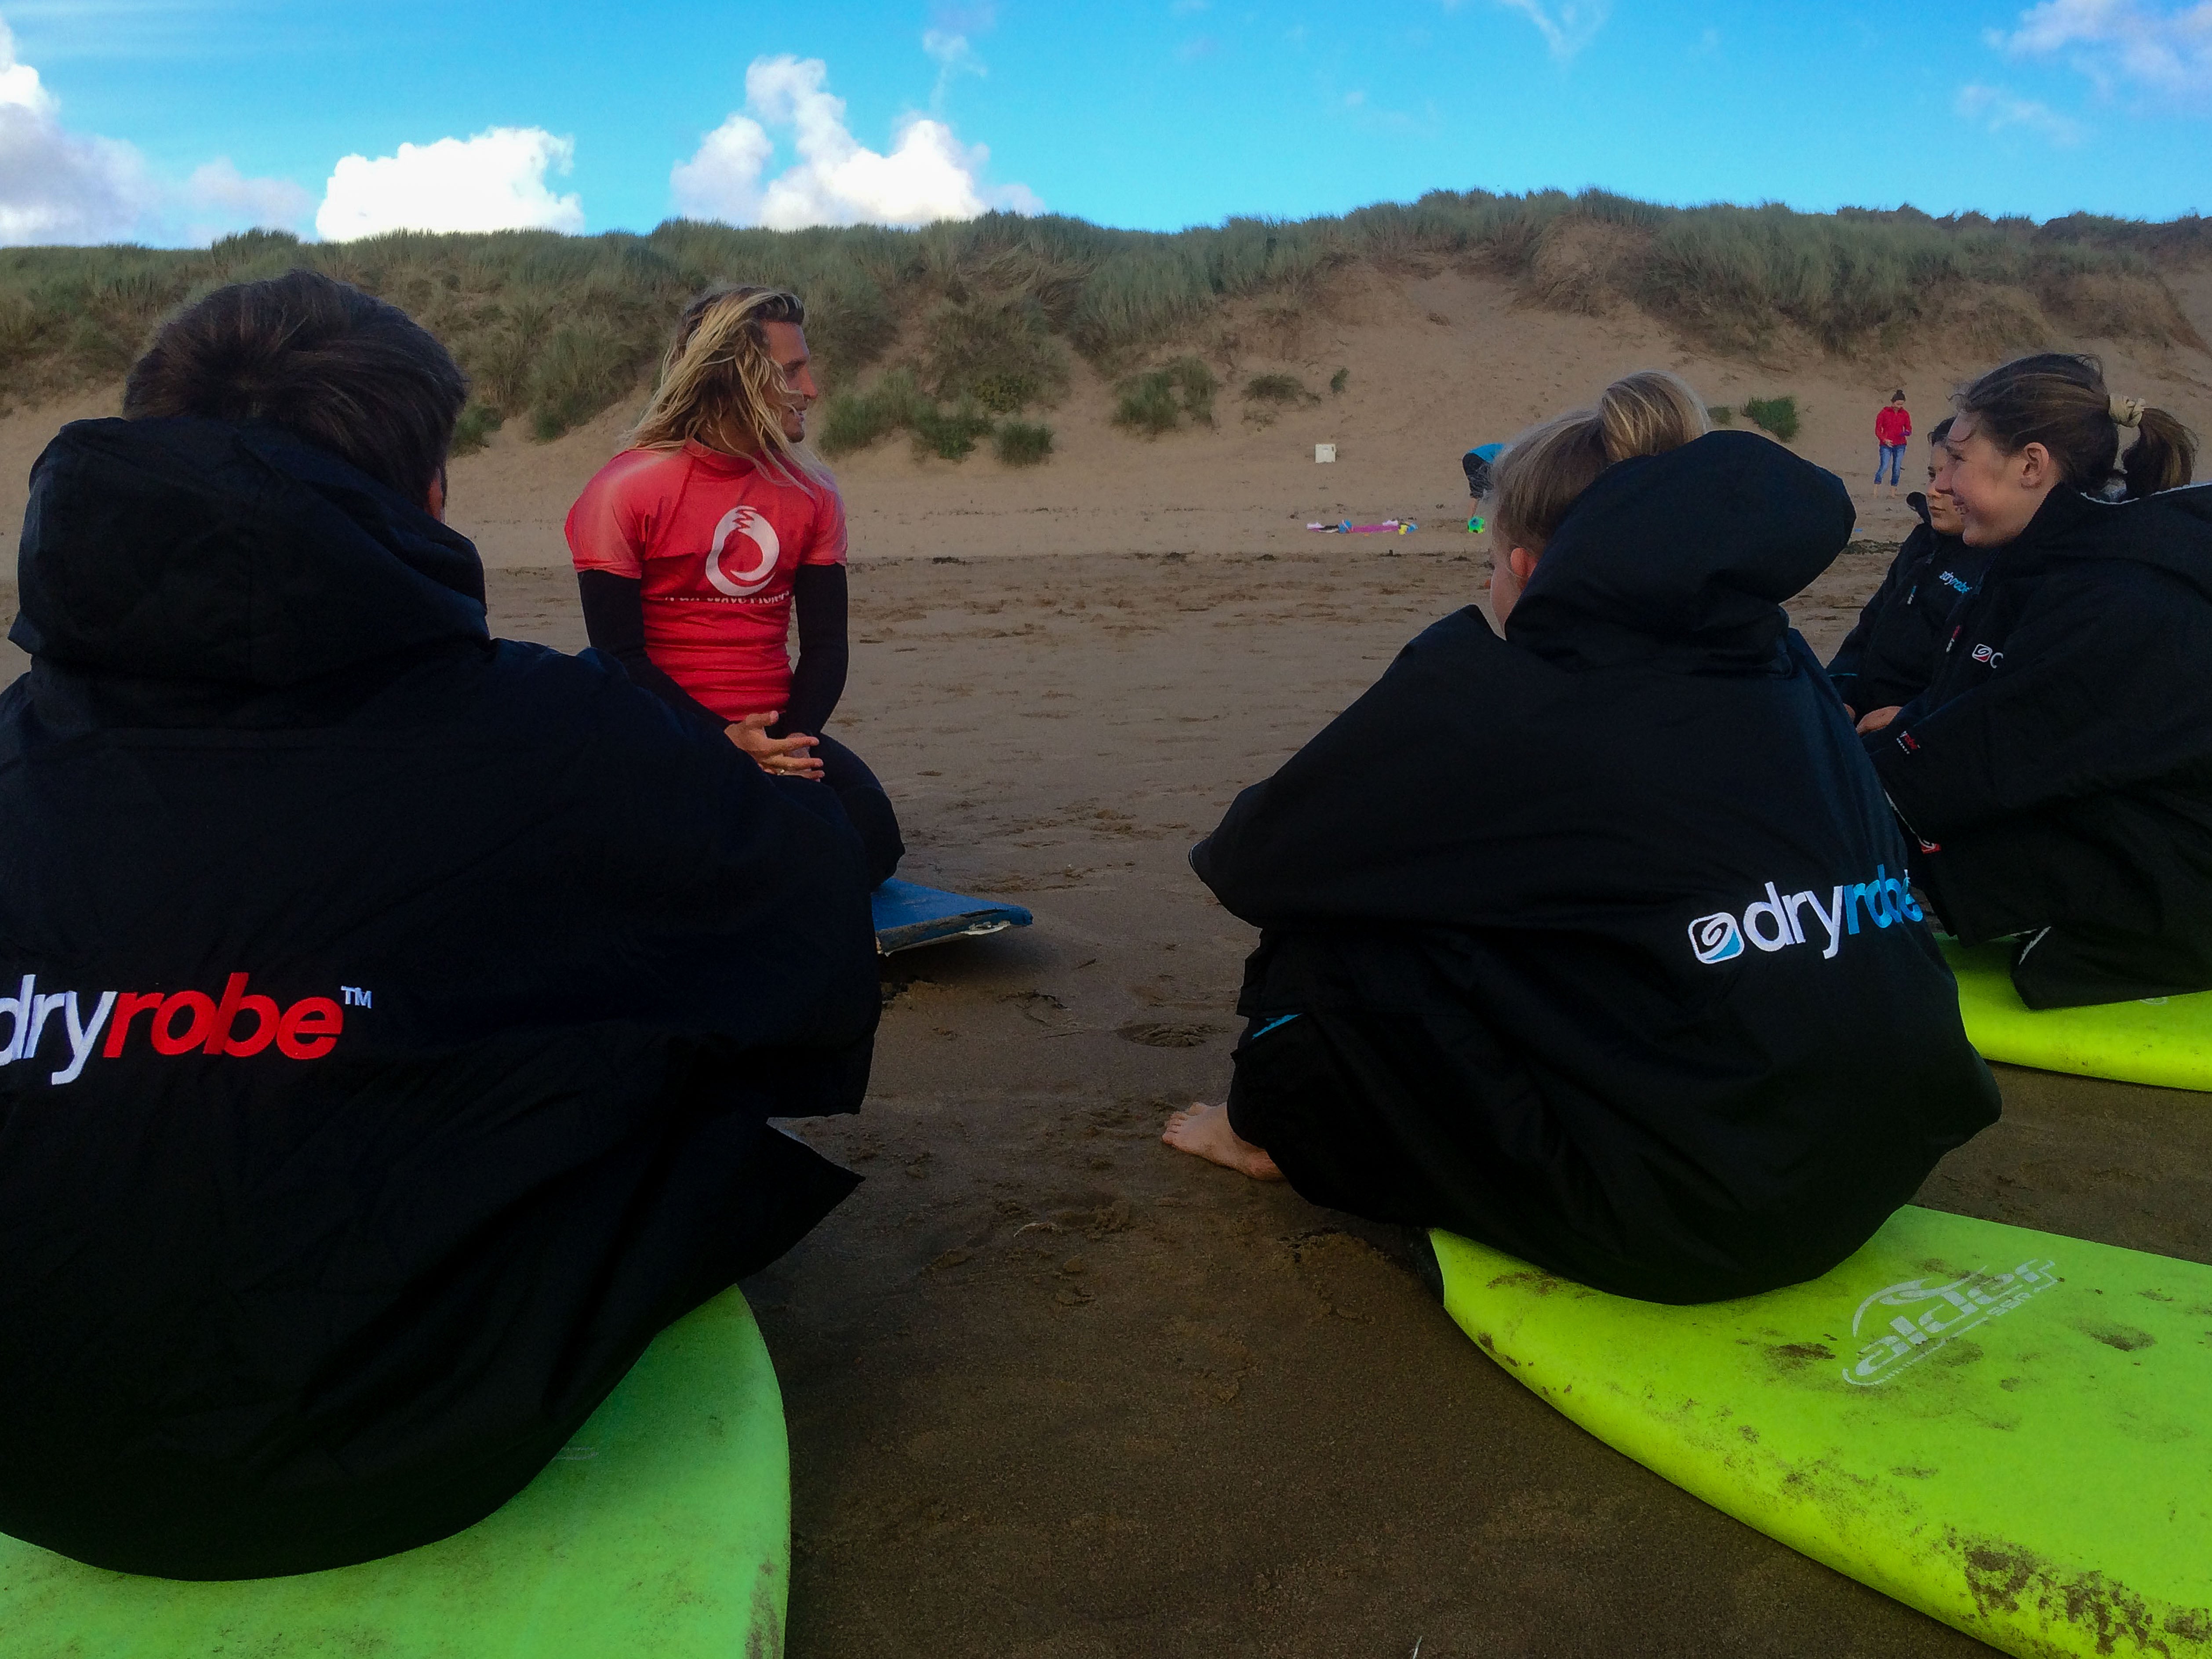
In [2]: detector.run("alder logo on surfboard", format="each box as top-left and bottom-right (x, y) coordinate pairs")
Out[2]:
(1688, 867), (1923, 965)
(1842, 1259), (2063, 1387)
(702, 506), (780, 598)
(0, 972), (347, 1087)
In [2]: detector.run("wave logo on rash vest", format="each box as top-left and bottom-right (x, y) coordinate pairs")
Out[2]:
(1841, 1259), (2063, 1387)
(1687, 867), (1923, 965)
(703, 506), (780, 598)
(1688, 913), (1745, 964)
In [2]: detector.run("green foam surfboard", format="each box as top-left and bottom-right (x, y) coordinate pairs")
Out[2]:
(0, 1286), (789, 1659)
(1433, 1207), (2212, 1659)
(1943, 938), (2212, 1092)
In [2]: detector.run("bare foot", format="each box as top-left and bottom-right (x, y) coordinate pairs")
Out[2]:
(1161, 1101), (1283, 1181)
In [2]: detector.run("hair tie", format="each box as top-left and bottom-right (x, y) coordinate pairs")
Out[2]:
(2110, 395), (2145, 428)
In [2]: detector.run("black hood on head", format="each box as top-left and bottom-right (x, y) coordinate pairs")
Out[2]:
(1506, 430), (1855, 671)
(11, 417), (487, 687)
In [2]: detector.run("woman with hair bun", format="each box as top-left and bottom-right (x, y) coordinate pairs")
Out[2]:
(1163, 371), (1996, 1305)
(568, 286), (904, 886)
(1856, 353), (2212, 1008)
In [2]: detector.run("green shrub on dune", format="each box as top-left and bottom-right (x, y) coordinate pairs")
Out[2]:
(994, 420), (1055, 466)
(1114, 357), (1217, 435)
(1743, 395), (1801, 442)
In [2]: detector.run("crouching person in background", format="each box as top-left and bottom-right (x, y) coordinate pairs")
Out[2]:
(0, 270), (879, 1578)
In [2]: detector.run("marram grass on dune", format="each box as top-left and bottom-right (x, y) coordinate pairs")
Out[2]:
(0, 191), (2203, 447)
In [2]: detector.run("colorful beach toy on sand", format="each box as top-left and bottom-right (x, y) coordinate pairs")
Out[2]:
(0, 1287), (789, 1659)
(1431, 1206), (2212, 1659)
(872, 877), (1034, 956)
(1943, 938), (2212, 1091)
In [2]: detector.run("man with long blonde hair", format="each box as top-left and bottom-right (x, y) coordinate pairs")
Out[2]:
(569, 285), (903, 884)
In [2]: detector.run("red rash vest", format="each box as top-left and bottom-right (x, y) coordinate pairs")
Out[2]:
(566, 441), (848, 721)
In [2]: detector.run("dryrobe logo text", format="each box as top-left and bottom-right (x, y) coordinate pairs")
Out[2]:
(1688, 867), (1922, 965)
(1842, 1259), (2063, 1387)
(1937, 569), (1972, 595)
(0, 973), (346, 1088)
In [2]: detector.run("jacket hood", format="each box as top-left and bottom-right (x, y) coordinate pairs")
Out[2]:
(11, 417), (487, 687)
(1908, 491), (1930, 528)
(1504, 430), (1855, 671)
(2018, 478), (2212, 601)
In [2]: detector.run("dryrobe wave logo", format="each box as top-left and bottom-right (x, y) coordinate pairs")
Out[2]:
(0, 972), (348, 1088)
(1842, 1259), (2063, 1387)
(1687, 867), (1921, 966)
(703, 506), (780, 598)
(1688, 913), (1745, 964)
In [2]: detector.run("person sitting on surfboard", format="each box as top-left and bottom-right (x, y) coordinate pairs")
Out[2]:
(1164, 371), (2000, 1305)
(1827, 418), (1990, 723)
(0, 271), (879, 1578)
(1855, 355), (2211, 1009)
(568, 285), (903, 888)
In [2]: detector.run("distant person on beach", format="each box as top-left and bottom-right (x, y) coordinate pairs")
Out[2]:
(1828, 417), (1990, 720)
(568, 286), (903, 887)
(0, 271), (878, 1577)
(1855, 354), (2212, 1008)
(1462, 442), (1503, 498)
(1875, 390), (1912, 496)
(1163, 371), (1997, 1304)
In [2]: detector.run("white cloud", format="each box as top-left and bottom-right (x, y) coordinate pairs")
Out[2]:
(0, 15), (147, 242)
(1491, 0), (1610, 60)
(671, 55), (1041, 230)
(315, 127), (585, 240)
(1994, 0), (2212, 100)
(0, 15), (305, 245)
(1957, 82), (2089, 142)
(922, 27), (985, 106)
(181, 159), (314, 245)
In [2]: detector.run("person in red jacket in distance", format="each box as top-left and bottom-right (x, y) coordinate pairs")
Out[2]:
(1875, 390), (1913, 498)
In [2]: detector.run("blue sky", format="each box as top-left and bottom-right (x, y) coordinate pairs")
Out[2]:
(3, 0), (2209, 245)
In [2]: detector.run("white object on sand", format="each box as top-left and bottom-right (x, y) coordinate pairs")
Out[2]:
(1314, 444), (1337, 463)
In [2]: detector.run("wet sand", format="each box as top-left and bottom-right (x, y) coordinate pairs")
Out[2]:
(488, 549), (2207, 1658)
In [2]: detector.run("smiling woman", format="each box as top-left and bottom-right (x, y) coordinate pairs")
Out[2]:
(1864, 353), (2212, 1009)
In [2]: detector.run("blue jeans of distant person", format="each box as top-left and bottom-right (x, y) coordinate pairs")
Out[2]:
(1876, 444), (1905, 486)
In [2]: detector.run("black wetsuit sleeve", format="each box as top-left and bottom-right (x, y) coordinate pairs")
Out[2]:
(575, 570), (728, 735)
(777, 564), (850, 739)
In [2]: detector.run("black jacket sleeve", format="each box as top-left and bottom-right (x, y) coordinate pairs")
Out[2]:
(1869, 566), (2212, 834)
(777, 564), (850, 739)
(575, 570), (728, 736)
(1826, 523), (1929, 709)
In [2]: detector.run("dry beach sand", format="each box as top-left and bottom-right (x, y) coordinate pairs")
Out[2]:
(6, 273), (2212, 1655)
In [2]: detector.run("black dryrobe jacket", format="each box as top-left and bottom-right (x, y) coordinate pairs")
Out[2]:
(1826, 491), (1989, 717)
(1193, 433), (2000, 1304)
(1869, 480), (2212, 1008)
(0, 418), (879, 1578)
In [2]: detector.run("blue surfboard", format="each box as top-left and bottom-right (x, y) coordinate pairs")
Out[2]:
(871, 878), (1033, 956)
